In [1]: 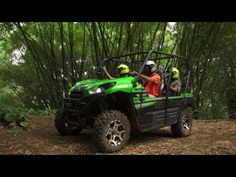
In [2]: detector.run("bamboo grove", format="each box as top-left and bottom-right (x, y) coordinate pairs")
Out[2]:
(0, 22), (235, 119)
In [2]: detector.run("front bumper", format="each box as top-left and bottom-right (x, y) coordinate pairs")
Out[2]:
(62, 93), (107, 114)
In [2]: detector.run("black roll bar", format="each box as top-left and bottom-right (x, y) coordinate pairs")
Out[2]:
(97, 50), (192, 93)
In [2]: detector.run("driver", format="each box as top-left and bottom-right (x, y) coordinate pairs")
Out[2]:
(117, 64), (130, 77)
(133, 60), (161, 97)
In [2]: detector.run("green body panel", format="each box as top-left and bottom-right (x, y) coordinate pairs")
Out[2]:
(181, 92), (193, 98)
(69, 76), (137, 95)
(133, 98), (165, 109)
(68, 79), (99, 94)
(106, 77), (136, 94)
(68, 77), (193, 109)
(133, 92), (193, 110)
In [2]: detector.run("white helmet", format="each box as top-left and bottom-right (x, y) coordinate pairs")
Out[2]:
(144, 60), (157, 73)
(146, 60), (156, 66)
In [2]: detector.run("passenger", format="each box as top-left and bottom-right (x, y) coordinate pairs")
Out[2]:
(169, 67), (181, 95)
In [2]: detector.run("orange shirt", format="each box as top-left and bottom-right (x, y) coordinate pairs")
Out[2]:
(142, 73), (161, 97)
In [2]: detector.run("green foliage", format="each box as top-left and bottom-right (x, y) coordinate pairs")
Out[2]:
(0, 105), (30, 129)
(0, 86), (55, 129)
(23, 108), (56, 116)
(0, 104), (55, 129)
(0, 22), (235, 120)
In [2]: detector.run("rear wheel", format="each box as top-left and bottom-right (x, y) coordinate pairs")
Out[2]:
(55, 111), (82, 136)
(171, 107), (193, 137)
(93, 110), (130, 153)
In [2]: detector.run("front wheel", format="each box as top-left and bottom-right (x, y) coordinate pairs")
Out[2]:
(93, 110), (130, 153)
(55, 111), (82, 136)
(171, 107), (193, 137)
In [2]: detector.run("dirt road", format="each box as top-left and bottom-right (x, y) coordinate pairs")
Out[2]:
(0, 116), (236, 155)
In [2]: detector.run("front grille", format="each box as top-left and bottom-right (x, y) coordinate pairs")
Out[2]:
(64, 98), (80, 111)
(65, 99), (76, 108)
(65, 87), (85, 111)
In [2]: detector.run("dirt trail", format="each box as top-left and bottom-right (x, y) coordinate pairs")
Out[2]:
(0, 116), (236, 155)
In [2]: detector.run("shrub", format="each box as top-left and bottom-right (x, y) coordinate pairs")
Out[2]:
(0, 106), (30, 129)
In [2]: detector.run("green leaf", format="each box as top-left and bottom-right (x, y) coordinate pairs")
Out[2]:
(19, 120), (29, 128)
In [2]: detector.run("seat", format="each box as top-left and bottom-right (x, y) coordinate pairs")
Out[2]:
(156, 70), (165, 96)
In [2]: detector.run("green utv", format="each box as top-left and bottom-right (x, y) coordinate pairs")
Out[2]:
(55, 50), (194, 153)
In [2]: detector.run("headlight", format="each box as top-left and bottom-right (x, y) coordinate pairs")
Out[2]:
(88, 82), (116, 94)
(89, 87), (104, 94)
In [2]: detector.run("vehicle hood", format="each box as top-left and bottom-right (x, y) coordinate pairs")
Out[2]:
(69, 77), (136, 94)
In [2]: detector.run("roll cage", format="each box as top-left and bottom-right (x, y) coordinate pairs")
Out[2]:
(96, 50), (191, 93)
